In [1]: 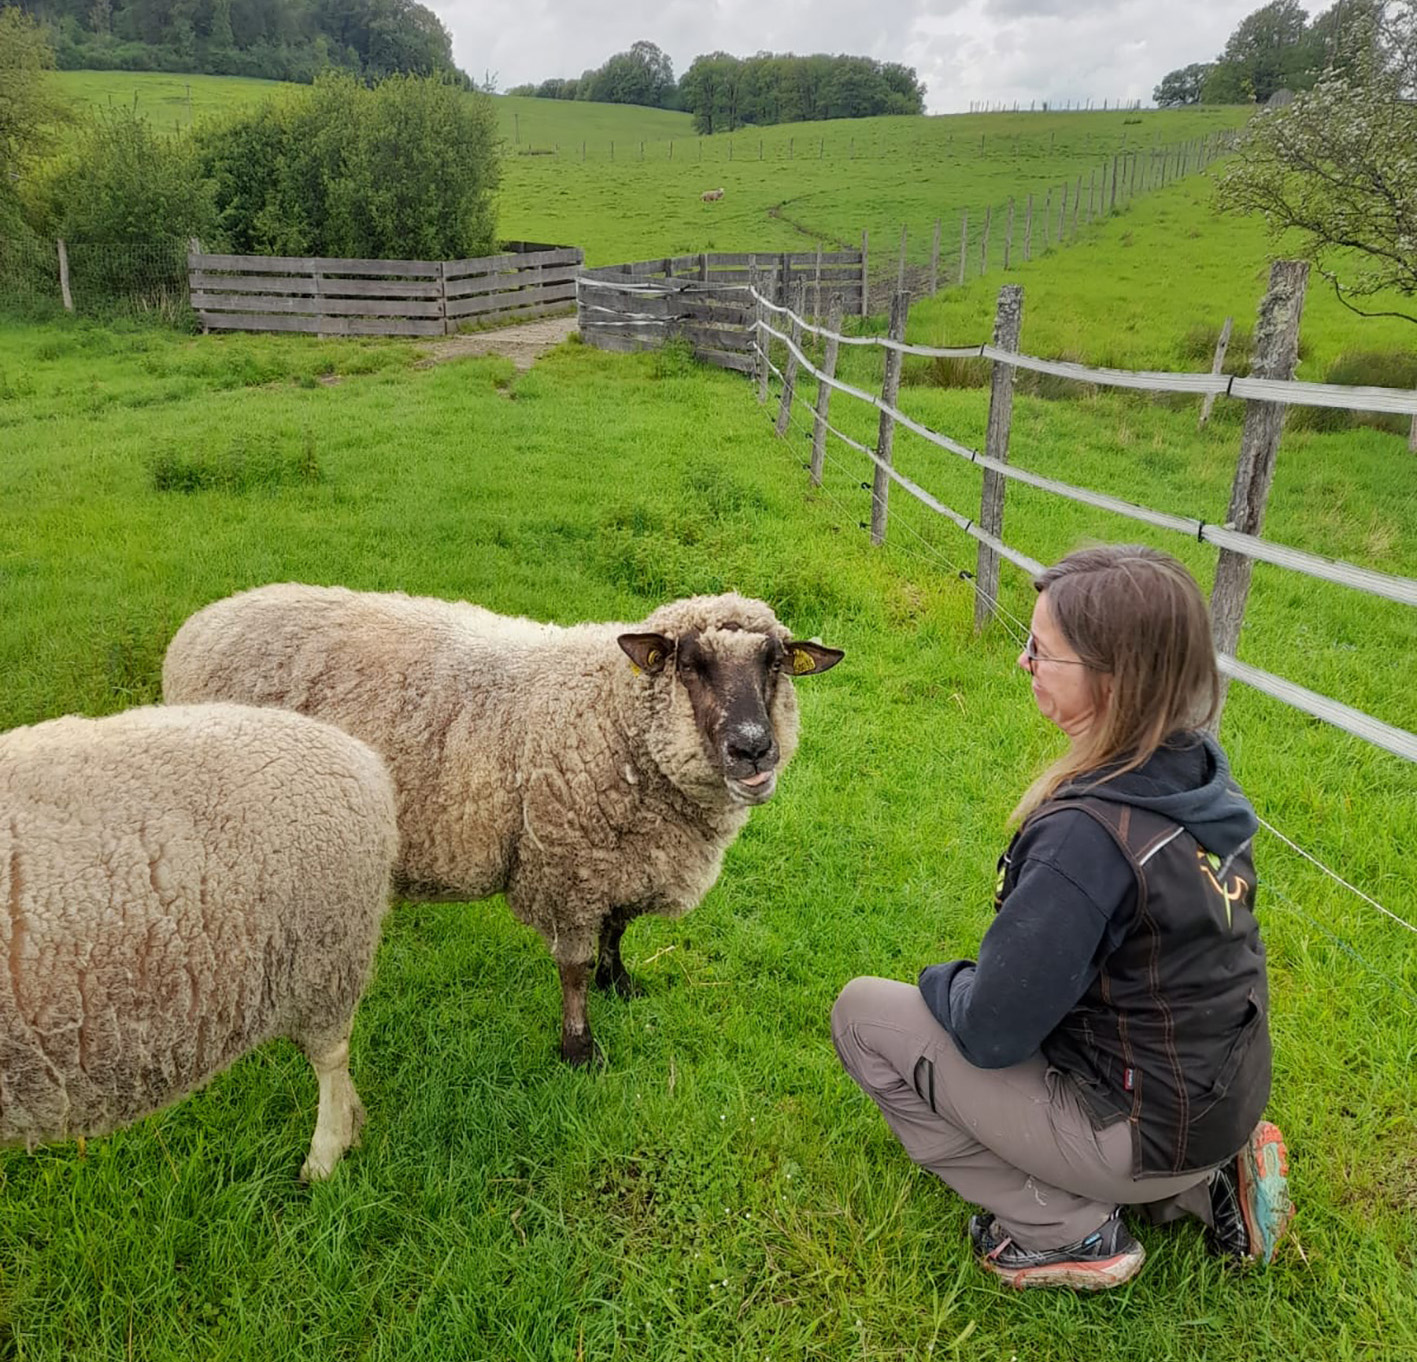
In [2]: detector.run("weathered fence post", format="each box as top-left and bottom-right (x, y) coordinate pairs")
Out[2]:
(1410, 401), (1417, 455)
(814, 242), (823, 322)
(861, 230), (870, 318)
(1023, 194), (1034, 262)
(1109, 154), (1119, 212)
(1210, 261), (1310, 721)
(957, 211), (968, 286)
(778, 252), (791, 307)
(437, 259), (451, 335)
(1042, 188), (1052, 248)
(1072, 175), (1082, 234)
(1003, 198), (1015, 270)
(811, 300), (843, 487)
(1198, 316), (1233, 427)
(897, 224), (908, 294)
(1058, 182), (1068, 241)
(929, 218), (941, 295)
(775, 284), (806, 438)
(753, 265), (770, 405)
(871, 290), (910, 546)
(980, 205), (992, 276)
(56, 239), (73, 312)
(974, 284), (1025, 633)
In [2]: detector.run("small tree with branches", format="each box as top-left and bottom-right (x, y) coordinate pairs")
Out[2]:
(1216, 1), (1417, 324)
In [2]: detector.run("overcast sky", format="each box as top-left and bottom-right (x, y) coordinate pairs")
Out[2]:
(438, 1), (1312, 114)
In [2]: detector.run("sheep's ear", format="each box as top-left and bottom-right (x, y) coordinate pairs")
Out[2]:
(784, 641), (844, 676)
(618, 632), (672, 675)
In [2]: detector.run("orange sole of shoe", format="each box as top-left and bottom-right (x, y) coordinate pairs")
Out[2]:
(1238, 1119), (1295, 1264)
(984, 1247), (1147, 1292)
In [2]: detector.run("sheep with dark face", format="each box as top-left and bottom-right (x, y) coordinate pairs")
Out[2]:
(163, 586), (842, 1065)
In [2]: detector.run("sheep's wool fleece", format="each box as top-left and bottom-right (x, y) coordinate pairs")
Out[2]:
(163, 586), (804, 960)
(0, 703), (398, 1145)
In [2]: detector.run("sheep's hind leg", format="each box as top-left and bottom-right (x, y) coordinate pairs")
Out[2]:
(555, 957), (603, 1066)
(593, 907), (642, 998)
(299, 1035), (365, 1181)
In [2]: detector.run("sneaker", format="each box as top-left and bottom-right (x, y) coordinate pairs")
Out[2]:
(968, 1211), (1146, 1291)
(1207, 1119), (1294, 1264)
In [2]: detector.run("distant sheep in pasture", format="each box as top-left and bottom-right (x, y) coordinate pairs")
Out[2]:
(701, 188), (725, 202)
(0, 703), (398, 1181)
(163, 586), (843, 1066)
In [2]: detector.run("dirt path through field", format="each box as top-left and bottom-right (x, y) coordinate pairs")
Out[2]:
(416, 315), (578, 371)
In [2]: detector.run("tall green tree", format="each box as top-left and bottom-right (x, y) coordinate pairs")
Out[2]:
(1217, 2), (1417, 323)
(1153, 62), (1212, 106)
(0, 7), (64, 234)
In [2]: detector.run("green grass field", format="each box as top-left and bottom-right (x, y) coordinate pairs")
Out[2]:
(5, 72), (1416, 1362)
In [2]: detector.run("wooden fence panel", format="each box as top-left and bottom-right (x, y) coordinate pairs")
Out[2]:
(190, 245), (582, 336)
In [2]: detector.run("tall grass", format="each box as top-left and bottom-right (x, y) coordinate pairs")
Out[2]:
(0, 310), (1412, 1360)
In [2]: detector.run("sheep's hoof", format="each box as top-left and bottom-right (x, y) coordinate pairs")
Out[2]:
(560, 1032), (604, 1067)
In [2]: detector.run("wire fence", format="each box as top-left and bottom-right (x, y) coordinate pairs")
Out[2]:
(0, 236), (193, 326)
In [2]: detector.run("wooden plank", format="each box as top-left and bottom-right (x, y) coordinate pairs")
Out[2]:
(582, 329), (661, 354)
(673, 323), (754, 352)
(200, 312), (445, 337)
(695, 348), (755, 374)
(445, 282), (576, 319)
(443, 264), (580, 299)
(193, 291), (444, 318)
(193, 253), (441, 277)
(452, 298), (575, 330)
(443, 247), (580, 275)
(189, 272), (441, 300)
(579, 293), (681, 321)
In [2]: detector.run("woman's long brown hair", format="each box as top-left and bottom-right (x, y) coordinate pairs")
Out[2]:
(1012, 545), (1221, 825)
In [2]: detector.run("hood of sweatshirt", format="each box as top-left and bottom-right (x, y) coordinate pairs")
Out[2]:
(1056, 731), (1258, 858)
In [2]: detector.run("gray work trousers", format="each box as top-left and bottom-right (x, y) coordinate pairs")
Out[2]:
(831, 976), (1214, 1251)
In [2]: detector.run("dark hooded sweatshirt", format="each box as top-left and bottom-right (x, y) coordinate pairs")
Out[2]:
(918, 732), (1270, 1177)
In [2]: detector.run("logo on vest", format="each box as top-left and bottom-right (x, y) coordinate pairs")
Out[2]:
(1196, 848), (1250, 929)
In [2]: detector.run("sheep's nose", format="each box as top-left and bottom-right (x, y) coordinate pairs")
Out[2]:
(727, 724), (774, 766)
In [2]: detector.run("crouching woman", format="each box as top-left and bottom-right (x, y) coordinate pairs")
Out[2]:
(832, 545), (1292, 1291)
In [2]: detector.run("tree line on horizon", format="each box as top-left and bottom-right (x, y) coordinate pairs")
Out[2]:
(506, 41), (926, 129)
(1153, 0), (1388, 105)
(9, 0), (465, 85)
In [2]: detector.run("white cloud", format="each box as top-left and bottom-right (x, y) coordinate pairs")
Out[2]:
(434, 0), (1308, 113)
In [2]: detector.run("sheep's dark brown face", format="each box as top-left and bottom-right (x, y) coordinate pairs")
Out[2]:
(619, 624), (843, 807)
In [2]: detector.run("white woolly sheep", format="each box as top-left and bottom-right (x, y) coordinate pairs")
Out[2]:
(162, 587), (842, 1065)
(701, 187), (725, 202)
(0, 703), (398, 1180)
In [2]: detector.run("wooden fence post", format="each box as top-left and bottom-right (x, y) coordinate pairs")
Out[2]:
(1198, 316), (1233, 427)
(1003, 198), (1015, 270)
(753, 265), (770, 405)
(1042, 188), (1052, 248)
(980, 205), (992, 276)
(814, 243), (823, 322)
(1023, 194), (1034, 262)
(56, 239), (73, 312)
(1109, 154), (1119, 212)
(1058, 182), (1068, 241)
(957, 211), (968, 285)
(1210, 261), (1310, 721)
(775, 284), (805, 437)
(1072, 175), (1082, 234)
(897, 224), (907, 294)
(871, 290), (910, 546)
(929, 218), (941, 295)
(438, 259), (451, 335)
(861, 230), (870, 318)
(1410, 401), (1417, 455)
(811, 299), (843, 487)
(974, 283), (1025, 633)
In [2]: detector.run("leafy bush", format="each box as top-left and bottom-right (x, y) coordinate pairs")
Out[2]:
(197, 72), (501, 260)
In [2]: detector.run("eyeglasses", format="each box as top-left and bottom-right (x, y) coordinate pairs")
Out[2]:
(1022, 633), (1093, 667)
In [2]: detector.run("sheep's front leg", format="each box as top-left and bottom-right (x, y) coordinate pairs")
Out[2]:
(593, 906), (641, 997)
(556, 958), (599, 1066)
(299, 1037), (365, 1181)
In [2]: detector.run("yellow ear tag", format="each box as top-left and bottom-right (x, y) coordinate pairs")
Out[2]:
(791, 648), (815, 675)
(647, 649), (662, 670)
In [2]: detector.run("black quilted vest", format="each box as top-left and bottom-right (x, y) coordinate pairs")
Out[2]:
(998, 797), (1271, 1178)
